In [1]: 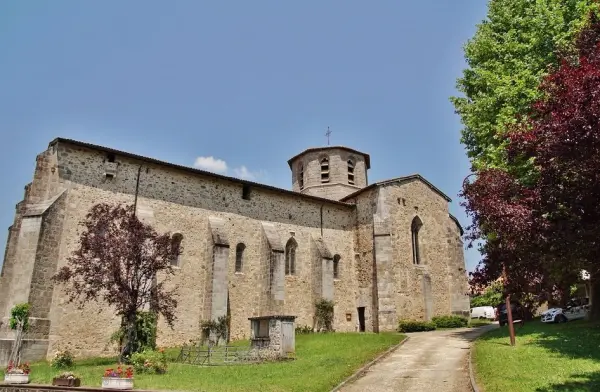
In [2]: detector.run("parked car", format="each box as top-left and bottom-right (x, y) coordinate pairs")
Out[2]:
(495, 301), (525, 327)
(541, 297), (589, 323)
(471, 306), (496, 320)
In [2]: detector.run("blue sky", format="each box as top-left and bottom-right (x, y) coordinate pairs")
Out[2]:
(0, 0), (488, 271)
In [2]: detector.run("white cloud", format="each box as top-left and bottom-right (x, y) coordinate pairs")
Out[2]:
(193, 157), (265, 181)
(233, 166), (257, 180)
(193, 156), (228, 173)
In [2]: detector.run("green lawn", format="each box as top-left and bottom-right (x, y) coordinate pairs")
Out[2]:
(473, 319), (600, 392)
(29, 332), (404, 392)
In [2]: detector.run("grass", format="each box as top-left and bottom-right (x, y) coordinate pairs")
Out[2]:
(469, 319), (492, 328)
(473, 319), (600, 392)
(29, 332), (405, 392)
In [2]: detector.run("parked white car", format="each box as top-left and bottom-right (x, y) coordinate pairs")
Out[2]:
(541, 297), (589, 323)
(471, 306), (496, 320)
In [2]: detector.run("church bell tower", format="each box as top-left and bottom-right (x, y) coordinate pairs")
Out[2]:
(288, 146), (370, 201)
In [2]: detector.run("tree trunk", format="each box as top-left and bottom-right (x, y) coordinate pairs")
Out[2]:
(120, 311), (138, 363)
(587, 277), (600, 322)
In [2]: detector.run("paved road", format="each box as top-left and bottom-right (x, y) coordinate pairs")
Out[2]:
(340, 324), (498, 392)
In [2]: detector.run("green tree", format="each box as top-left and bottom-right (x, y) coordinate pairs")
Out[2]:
(470, 281), (504, 307)
(451, 0), (596, 171)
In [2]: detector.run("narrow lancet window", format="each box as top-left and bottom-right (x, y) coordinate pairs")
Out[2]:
(411, 217), (423, 265)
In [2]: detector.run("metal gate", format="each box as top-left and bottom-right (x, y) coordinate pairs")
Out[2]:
(281, 321), (295, 354)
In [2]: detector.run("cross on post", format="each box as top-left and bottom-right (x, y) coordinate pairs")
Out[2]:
(325, 126), (332, 145)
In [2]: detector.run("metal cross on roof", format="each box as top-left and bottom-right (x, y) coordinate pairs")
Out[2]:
(325, 126), (332, 145)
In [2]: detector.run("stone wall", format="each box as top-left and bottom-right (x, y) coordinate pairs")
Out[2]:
(350, 189), (377, 332)
(347, 178), (469, 331)
(39, 140), (357, 359)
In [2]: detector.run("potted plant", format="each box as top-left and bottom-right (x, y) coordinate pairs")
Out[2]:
(4, 361), (31, 384)
(52, 371), (81, 387)
(101, 366), (133, 390)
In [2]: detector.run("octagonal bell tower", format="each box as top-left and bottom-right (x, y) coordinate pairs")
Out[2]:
(288, 146), (370, 201)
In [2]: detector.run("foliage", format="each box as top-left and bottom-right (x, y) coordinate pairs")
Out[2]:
(51, 350), (74, 370)
(53, 203), (181, 361)
(470, 281), (504, 308)
(200, 315), (229, 345)
(473, 320), (600, 391)
(54, 371), (80, 379)
(130, 348), (167, 374)
(461, 16), (600, 320)
(9, 303), (31, 331)
(397, 320), (436, 333)
(103, 366), (134, 378)
(110, 312), (158, 353)
(26, 333), (404, 392)
(431, 315), (469, 329)
(314, 298), (335, 332)
(5, 361), (31, 375)
(295, 325), (314, 334)
(451, 0), (598, 170)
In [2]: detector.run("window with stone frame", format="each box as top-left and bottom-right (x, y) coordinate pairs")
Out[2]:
(347, 160), (355, 184)
(285, 238), (297, 275)
(333, 254), (341, 279)
(171, 233), (184, 267)
(235, 243), (245, 273)
(411, 216), (423, 265)
(298, 163), (304, 190)
(320, 157), (330, 183)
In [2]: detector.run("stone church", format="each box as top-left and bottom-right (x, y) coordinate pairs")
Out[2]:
(0, 137), (469, 362)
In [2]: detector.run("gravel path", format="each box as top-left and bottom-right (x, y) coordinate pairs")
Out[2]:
(339, 324), (498, 392)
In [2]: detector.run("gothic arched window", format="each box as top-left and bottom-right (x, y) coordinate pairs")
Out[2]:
(320, 157), (330, 183)
(333, 254), (341, 279)
(171, 233), (184, 267)
(347, 160), (355, 185)
(411, 217), (423, 265)
(235, 243), (245, 273)
(285, 238), (297, 275)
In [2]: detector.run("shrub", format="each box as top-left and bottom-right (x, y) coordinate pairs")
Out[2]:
(432, 315), (469, 329)
(109, 311), (158, 353)
(397, 320), (436, 333)
(130, 348), (167, 374)
(315, 298), (335, 332)
(51, 350), (74, 369)
(295, 325), (313, 334)
(9, 303), (31, 331)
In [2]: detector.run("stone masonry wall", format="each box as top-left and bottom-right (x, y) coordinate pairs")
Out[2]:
(384, 180), (458, 324)
(290, 148), (367, 200)
(350, 190), (377, 332)
(41, 141), (358, 359)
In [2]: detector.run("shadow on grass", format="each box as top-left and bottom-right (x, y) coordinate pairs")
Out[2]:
(535, 370), (600, 391)
(478, 319), (600, 361)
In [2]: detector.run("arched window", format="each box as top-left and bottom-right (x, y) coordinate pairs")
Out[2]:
(298, 163), (304, 190)
(347, 160), (355, 185)
(320, 157), (330, 183)
(411, 217), (423, 265)
(333, 254), (341, 279)
(235, 243), (245, 273)
(171, 233), (184, 267)
(285, 238), (297, 275)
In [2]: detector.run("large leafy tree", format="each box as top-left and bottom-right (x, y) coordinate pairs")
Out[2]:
(451, 0), (596, 171)
(462, 16), (600, 320)
(54, 203), (180, 360)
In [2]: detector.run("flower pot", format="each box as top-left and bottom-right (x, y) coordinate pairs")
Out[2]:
(53, 377), (81, 387)
(101, 377), (133, 390)
(4, 373), (30, 384)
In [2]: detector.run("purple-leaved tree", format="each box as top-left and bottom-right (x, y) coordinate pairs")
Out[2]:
(53, 203), (180, 361)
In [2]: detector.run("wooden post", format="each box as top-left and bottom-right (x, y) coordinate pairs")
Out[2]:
(506, 295), (516, 346)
